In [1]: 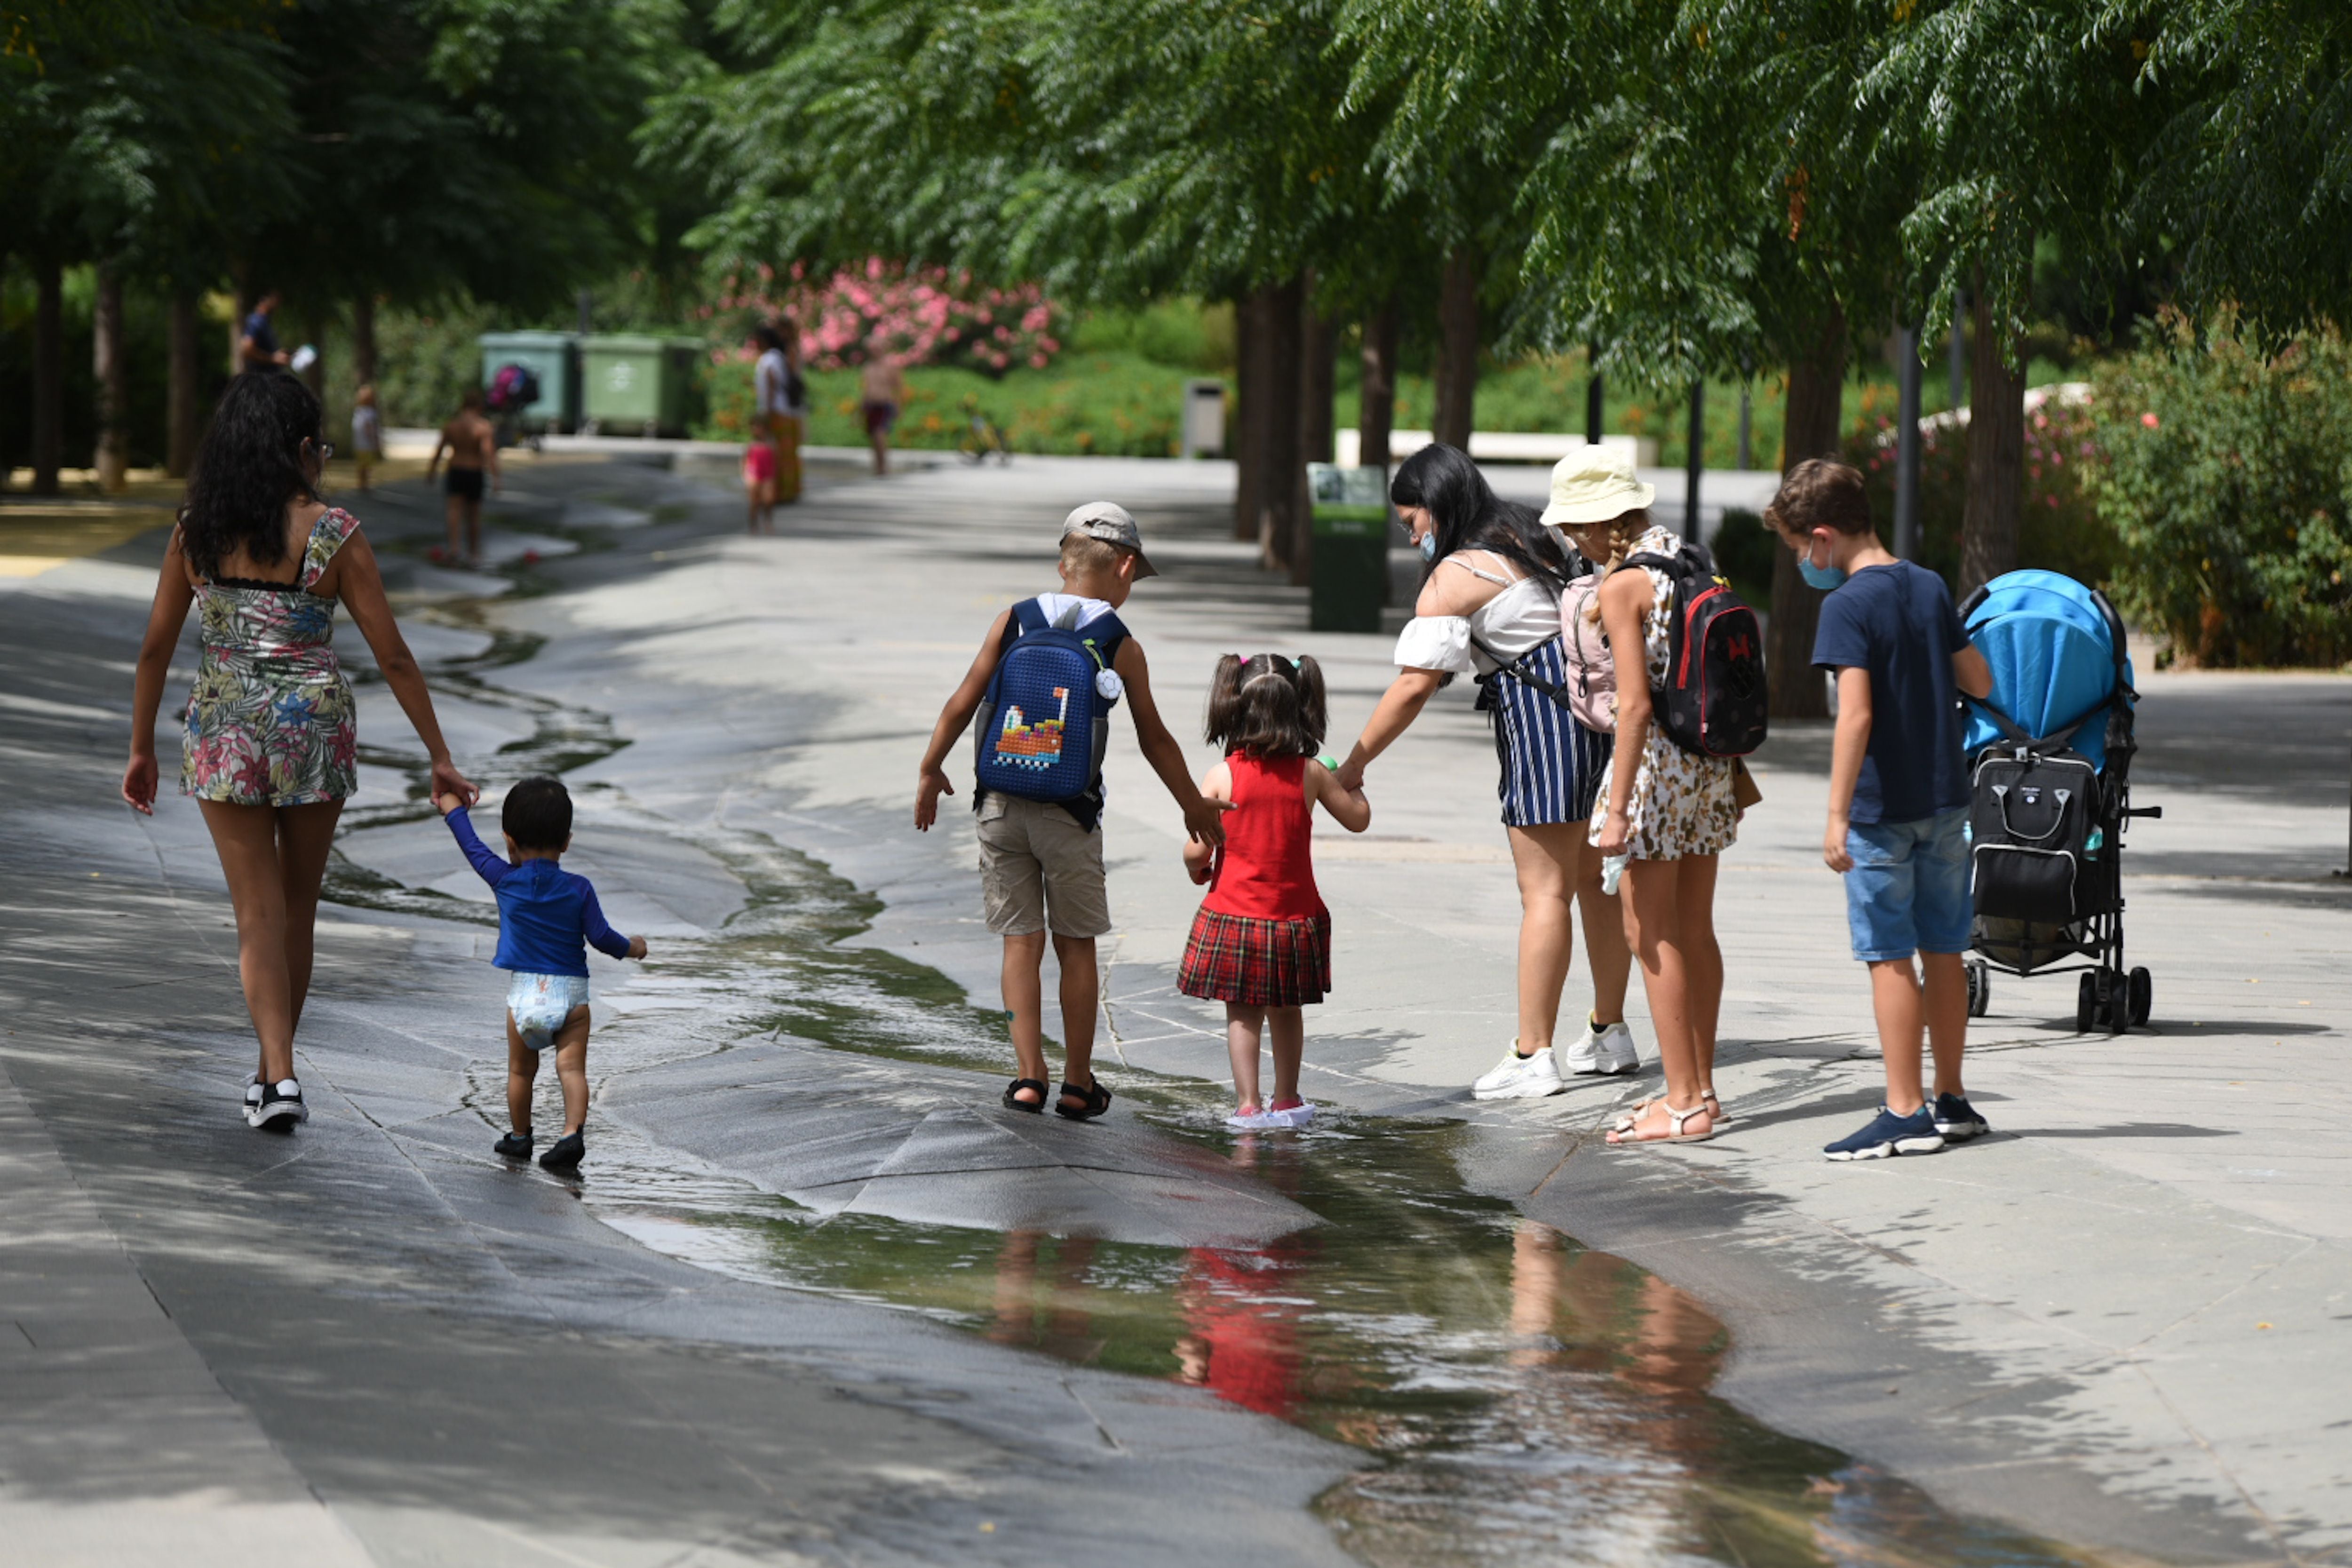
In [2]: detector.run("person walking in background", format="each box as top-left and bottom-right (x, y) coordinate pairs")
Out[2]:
(350, 383), (382, 494)
(1335, 444), (1638, 1101)
(860, 346), (905, 476)
(753, 320), (806, 504)
(1179, 654), (1371, 1130)
(122, 372), (477, 1131)
(427, 388), (500, 566)
(1765, 459), (1996, 1160)
(1581, 452), (1739, 1146)
(238, 290), (289, 372)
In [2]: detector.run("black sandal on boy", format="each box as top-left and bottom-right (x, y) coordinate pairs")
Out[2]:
(1053, 1077), (1113, 1122)
(1001, 1077), (1048, 1114)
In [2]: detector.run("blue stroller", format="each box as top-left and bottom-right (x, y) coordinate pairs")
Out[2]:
(1958, 571), (2162, 1034)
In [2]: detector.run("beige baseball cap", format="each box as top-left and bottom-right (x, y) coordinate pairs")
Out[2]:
(1062, 501), (1158, 578)
(1540, 446), (1656, 527)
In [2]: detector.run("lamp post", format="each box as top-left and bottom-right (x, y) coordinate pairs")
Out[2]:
(1896, 324), (1923, 560)
(1685, 380), (1705, 542)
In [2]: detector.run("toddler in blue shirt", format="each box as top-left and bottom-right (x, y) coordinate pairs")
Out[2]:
(435, 775), (645, 1171)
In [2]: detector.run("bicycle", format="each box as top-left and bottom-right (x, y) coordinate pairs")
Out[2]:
(956, 398), (1013, 465)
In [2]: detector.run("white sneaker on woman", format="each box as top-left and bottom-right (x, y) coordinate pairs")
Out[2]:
(1561, 1019), (1641, 1076)
(1472, 1043), (1564, 1100)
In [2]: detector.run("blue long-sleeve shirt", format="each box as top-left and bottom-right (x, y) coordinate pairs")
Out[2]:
(445, 806), (633, 977)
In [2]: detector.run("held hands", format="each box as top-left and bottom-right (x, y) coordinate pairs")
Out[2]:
(1334, 757), (1367, 795)
(429, 756), (478, 809)
(121, 752), (159, 815)
(627, 935), (649, 960)
(1821, 815), (1854, 874)
(914, 765), (954, 831)
(1182, 794), (1237, 847)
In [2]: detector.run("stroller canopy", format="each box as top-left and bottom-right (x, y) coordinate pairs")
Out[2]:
(1962, 570), (2133, 771)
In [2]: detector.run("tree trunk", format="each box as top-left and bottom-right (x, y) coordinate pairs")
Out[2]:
(1768, 306), (1846, 719)
(94, 263), (129, 492)
(1959, 283), (2026, 597)
(1259, 273), (1306, 574)
(1432, 247), (1479, 450)
(352, 293), (378, 387)
(1358, 295), (1398, 473)
(1234, 289), (1268, 541)
(1293, 296), (1336, 587)
(1585, 345), (1604, 443)
(300, 307), (327, 406)
(167, 288), (203, 477)
(31, 257), (64, 495)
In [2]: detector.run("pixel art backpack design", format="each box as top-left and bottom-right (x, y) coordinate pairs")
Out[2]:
(975, 598), (1130, 812)
(1620, 541), (1768, 757)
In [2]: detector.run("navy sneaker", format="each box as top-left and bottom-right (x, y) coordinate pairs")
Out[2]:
(1933, 1093), (1990, 1141)
(494, 1130), (535, 1160)
(246, 1078), (307, 1131)
(1824, 1105), (1944, 1162)
(539, 1131), (585, 1171)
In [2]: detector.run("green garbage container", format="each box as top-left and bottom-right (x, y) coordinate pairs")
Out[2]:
(1307, 463), (1393, 632)
(477, 331), (580, 432)
(580, 334), (703, 437)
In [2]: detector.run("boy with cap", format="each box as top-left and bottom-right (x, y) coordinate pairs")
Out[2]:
(916, 503), (1231, 1120)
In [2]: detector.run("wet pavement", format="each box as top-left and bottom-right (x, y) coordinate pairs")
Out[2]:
(2, 448), (2346, 1565)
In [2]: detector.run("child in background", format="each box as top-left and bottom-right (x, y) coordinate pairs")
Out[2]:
(350, 384), (382, 494)
(743, 430), (778, 533)
(1179, 654), (1370, 1130)
(436, 776), (647, 1171)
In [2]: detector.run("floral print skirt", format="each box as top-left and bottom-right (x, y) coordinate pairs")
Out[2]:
(1593, 730), (1738, 861)
(182, 667), (358, 806)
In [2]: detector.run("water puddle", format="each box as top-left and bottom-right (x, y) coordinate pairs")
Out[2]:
(333, 546), (2092, 1568)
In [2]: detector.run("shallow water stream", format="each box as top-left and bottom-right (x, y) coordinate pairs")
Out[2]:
(330, 564), (2090, 1568)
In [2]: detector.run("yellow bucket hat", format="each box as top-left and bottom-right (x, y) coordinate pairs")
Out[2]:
(1540, 446), (1656, 527)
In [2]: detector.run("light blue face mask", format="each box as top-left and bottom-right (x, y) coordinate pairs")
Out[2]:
(1418, 532), (1438, 563)
(1797, 547), (1847, 590)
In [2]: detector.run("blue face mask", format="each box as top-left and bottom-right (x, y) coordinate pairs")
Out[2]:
(1418, 532), (1438, 563)
(1797, 548), (1847, 590)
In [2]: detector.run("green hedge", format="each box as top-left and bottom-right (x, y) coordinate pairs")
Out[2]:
(2087, 313), (2352, 668)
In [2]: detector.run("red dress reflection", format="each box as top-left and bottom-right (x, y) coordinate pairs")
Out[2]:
(1174, 1245), (1308, 1419)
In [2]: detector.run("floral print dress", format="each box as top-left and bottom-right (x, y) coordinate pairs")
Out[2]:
(1589, 523), (1739, 861)
(181, 509), (361, 806)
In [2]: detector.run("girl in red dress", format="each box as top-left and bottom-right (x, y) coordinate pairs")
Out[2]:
(1179, 654), (1372, 1129)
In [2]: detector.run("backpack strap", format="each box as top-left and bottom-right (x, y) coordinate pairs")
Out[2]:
(1968, 694), (2091, 756)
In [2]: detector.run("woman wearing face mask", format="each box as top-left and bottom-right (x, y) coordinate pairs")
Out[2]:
(1335, 444), (1637, 1098)
(123, 371), (479, 1131)
(1566, 451), (1740, 1146)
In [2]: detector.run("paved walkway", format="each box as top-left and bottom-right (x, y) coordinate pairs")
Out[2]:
(3, 450), (2347, 1565)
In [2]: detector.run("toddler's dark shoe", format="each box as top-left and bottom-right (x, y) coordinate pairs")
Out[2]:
(494, 1130), (534, 1160)
(539, 1131), (586, 1171)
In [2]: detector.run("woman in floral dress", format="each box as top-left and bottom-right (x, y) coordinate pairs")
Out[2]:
(1581, 486), (1739, 1146)
(124, 372), (477, 1131)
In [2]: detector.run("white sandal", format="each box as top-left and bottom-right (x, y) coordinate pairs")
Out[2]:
(1702, 1089), (1732, 1126)
(1605, 1098), (1715, 1146)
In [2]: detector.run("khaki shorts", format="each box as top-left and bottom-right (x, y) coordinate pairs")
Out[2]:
(977, 795), (1110, 938)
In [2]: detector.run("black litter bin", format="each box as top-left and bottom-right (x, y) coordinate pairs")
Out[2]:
(1307, 463), (1392, 632)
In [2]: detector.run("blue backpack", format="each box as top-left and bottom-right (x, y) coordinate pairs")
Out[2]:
(975, 598), (1129, 820)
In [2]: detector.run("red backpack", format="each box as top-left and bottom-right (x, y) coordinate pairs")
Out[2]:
(1621, 541), (1768, 757)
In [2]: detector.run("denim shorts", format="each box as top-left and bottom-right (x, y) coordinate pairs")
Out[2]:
(1844, 806), (1972, 962)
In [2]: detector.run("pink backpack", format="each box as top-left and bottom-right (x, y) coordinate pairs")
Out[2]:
(1557, 573), (1618, 731)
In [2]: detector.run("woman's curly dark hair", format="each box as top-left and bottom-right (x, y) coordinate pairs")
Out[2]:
(1203, 653), (1328, 759)
(178, 371), (322, 579)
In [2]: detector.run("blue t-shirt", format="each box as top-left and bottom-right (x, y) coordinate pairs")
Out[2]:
(1811, 561), (1971, 826)
(445, 807), (633, 977)
(243, 310), (278, 359)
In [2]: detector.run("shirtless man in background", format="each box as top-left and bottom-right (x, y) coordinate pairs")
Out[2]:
(427, 388), (500, 565)
(859, 348), (906, 477)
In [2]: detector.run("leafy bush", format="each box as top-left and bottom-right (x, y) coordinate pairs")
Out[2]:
(1068, 299), (1234, 371)
(702, 261), (1062, 376)
(2087, 311), (2352, 667)
(1711, 507), (1778, 610)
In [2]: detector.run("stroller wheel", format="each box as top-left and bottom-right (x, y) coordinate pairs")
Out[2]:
(1965, 960), (1991, 1018)
(2076, 973), (2099, 1034)
(2129, 966), (2152, 1027)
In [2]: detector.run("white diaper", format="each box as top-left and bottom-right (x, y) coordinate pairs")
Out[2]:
(507, 971), (590, 1051)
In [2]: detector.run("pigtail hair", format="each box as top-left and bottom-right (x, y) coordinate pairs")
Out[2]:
(1290, 655), (1328, 750)
(1206, 653), (1323, 757)
(1202, 653), (1248, 748)
(1583, 509), (1652, 625)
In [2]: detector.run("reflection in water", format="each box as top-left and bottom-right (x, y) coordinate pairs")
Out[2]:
(337, 585), (2088, 1568)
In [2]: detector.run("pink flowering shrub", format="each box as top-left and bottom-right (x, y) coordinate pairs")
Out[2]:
(699, 259), (1064, 377)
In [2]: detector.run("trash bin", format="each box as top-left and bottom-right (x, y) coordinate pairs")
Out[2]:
(580, 334), (703, 437)
(1307, 463), (1392, 633)
(477, 331), (580, 433)
(1183, 379), (1227, 457)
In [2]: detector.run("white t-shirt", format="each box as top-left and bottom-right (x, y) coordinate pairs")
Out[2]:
(350, 405), (381, 455)
(754, 348), (795, 416)
(1031, 592), (1116, 629)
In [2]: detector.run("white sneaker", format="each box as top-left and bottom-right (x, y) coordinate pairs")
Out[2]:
(1561, 1019), (1641, 1076)
(1226, 1106), (1289, 1130)
(1471, 1043), (1565, 1100)
(1268, 1100), (1315, 1127)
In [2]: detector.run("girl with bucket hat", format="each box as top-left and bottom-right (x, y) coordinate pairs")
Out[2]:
(1333, 444), (1638, 1100)
(1553, 448), (1741, 1146)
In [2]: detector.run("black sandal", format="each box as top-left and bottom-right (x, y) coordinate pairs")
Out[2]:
(1053, 1077), (1112, 1122)
(1001, 1077), (1048, 1113)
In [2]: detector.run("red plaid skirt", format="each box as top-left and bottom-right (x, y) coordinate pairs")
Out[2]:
(1176, 907), (1333, 1008)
